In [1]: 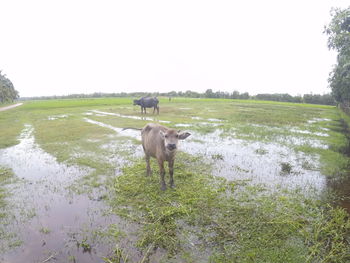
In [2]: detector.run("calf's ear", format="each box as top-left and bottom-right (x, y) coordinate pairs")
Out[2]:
(179, 132), (191, 140)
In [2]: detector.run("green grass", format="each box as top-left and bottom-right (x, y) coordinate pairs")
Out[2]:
(0, 166), (17, 252)
(0, 167), (13, 215)
(109, 153), (350, 262)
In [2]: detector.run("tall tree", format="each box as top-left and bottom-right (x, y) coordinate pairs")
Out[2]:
(324, 7), (350, 105)
(0, 71), (19, 103)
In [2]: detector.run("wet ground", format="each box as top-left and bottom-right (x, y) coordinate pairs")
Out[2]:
(0, 125), (118, 262)
(0, 108), (349, 262)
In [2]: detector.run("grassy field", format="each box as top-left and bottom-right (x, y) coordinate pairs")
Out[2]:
(0, 98), (350, 262)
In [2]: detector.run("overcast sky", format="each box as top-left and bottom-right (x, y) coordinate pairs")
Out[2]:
(1, 0), (349, 97)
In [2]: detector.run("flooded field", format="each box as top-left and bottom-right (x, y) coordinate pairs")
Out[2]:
(0, 125), (118, 262)
(0, 98), (349, 262)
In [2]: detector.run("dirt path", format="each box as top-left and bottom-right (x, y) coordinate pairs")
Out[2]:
(0, 103), (23, 112)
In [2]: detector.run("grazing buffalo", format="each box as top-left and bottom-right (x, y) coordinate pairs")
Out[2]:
(141, 123), (191, 190)
(133, 97), (159, 114)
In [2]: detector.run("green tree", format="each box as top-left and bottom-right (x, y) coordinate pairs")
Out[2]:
(0, 71), (19, 103)
(205, 89), (214, 98)
(324, 7), (350, 105)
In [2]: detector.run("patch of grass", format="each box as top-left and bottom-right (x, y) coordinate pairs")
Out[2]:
(110, 153), (350, 262)
(0, 166), (17, 252)
(103, 246), (130, 263)
(39, 227), (51, 234)
(77, 237), (92, 253)
(280, 162), (293, 175)
(255, 147), (268, 155)
(0, 109), (24, 149)
(0, 167), (13, 217)
(211, 154), (224, 160)
(292, 108), (350, 179)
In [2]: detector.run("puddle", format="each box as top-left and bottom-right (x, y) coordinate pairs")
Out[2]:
(191, 116), (224, 123)
(89, 110), (171, 123)
(251, 124), (329, 138)
(326, 176), (350, 214)
(175, 122), (221, 128)
(48, 114), (69, 121)
(84, 118), (141, 139)
(0, 125), (119, 262)
(290, 128), (329, 137)
(207, 118), (224, 122)
(307, 118), (332, 124)
(197, 122), (223, 127)
(249, 124), (329, 149)
(174, 123), (192, 128)
(276, 135), (328, 149)
(182, 129), (326, 194)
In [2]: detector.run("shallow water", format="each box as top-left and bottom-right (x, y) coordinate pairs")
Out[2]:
(182, 130), (326, 194)
(326, 177), (350, 214)
(84, 117), (141, 139)
(0, 125), (118, 262)
(89, 110), (171, 123)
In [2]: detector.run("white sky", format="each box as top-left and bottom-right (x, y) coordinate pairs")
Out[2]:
(1, 0), (349, 97)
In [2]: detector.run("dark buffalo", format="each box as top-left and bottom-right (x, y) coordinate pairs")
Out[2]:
(133, 97), (159, 114)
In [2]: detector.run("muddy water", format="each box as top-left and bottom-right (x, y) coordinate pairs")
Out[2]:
(0, 125), (118, 263)
(327, 177), (350, 214)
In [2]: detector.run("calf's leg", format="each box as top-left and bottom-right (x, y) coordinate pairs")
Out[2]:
(158, 159), (166, 191)
(145, 154), (152, 176)
(168, 159), (175, 188)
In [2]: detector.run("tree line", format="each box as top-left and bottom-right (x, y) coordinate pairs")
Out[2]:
(20, 89), (336, 106)
(325, 6), (350, 110)
(0, 71), (19, 103)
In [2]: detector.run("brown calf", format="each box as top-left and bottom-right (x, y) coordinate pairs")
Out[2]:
(141, 123), (191, 190)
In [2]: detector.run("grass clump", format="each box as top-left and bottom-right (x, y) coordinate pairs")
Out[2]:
(0, 167), (18, 253)
(280, 162), (293, 175)
(110, 154), (350, 262)
(0, 167), (13, 217)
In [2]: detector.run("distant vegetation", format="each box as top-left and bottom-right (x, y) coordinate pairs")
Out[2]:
(20, 90), (336, 106)
(0, 71), (19, 103)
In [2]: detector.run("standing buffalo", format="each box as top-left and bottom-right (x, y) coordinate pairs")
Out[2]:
(133, 97), (159, 114)
(141, 123), (191, 190)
